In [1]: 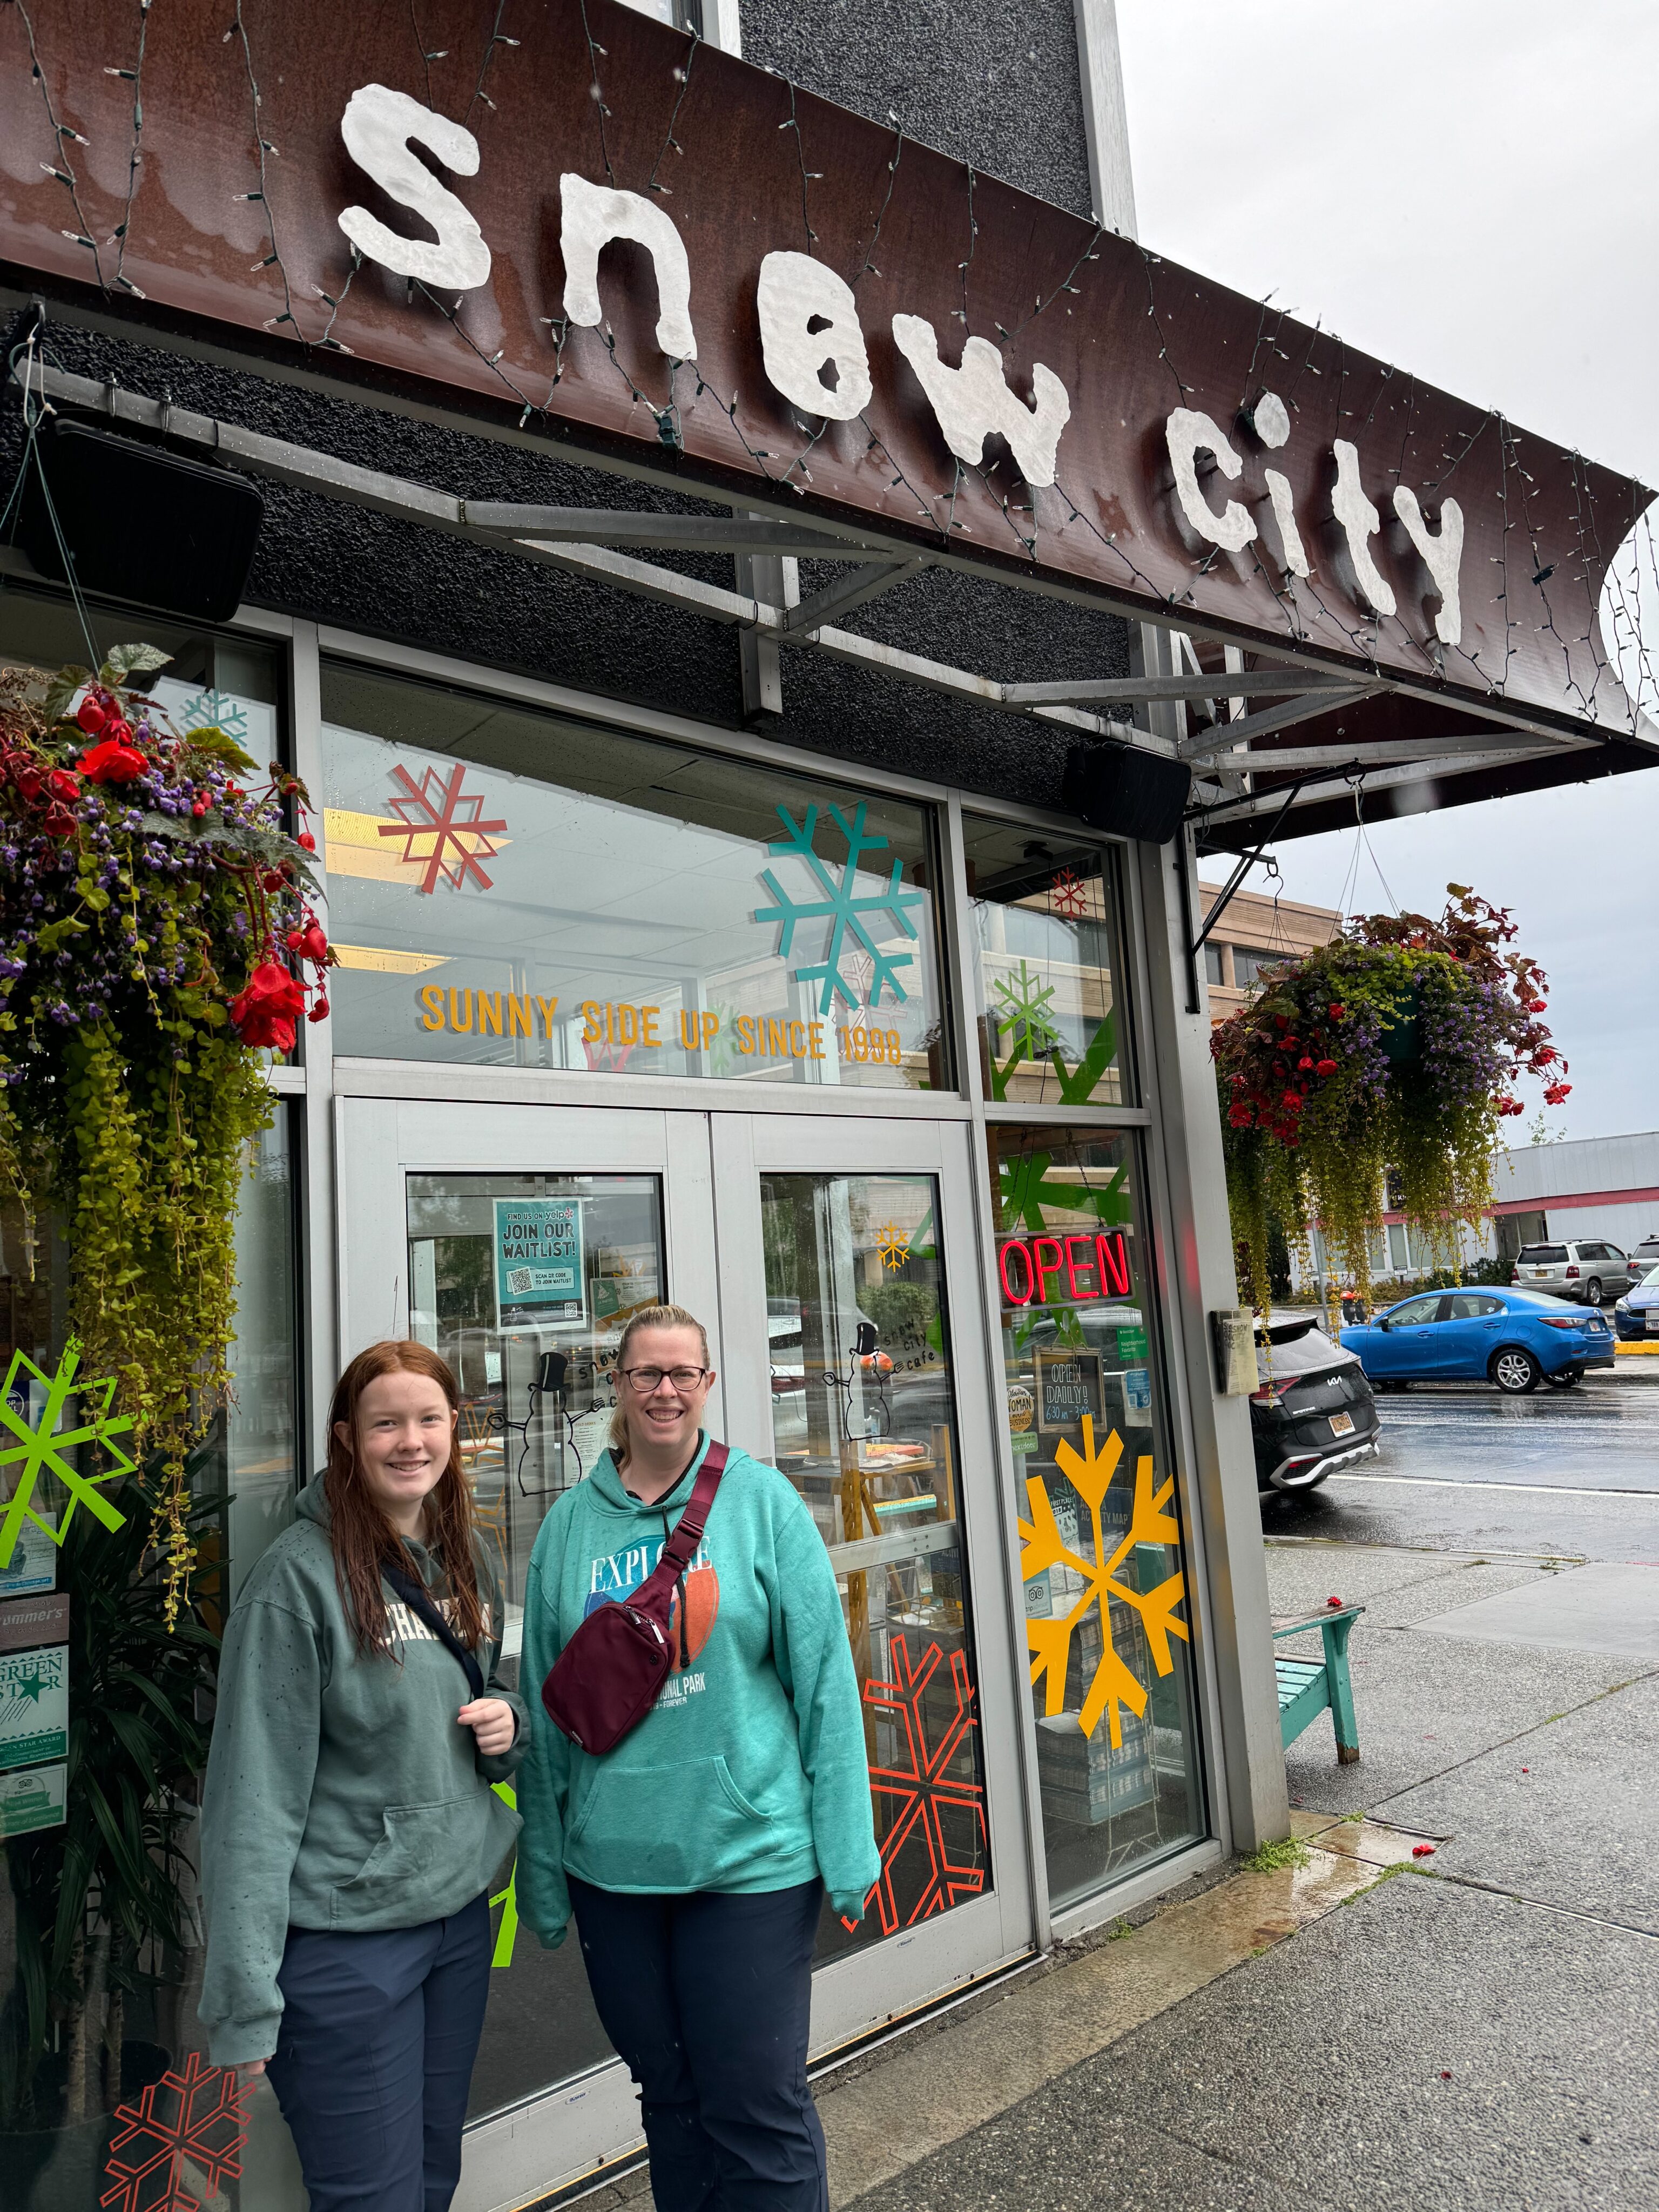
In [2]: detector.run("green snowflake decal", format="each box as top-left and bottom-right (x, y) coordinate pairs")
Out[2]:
(993, 959), (1061, 1058)
(0, 1341), (134, 1568)
(753, 802), (925, 1013)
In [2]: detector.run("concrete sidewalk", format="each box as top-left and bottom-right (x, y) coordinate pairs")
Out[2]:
(820, 1543), (1659, 2211)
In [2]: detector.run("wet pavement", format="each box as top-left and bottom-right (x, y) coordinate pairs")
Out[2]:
(1260, 1370), (1659, 1562)
(816, 1365), (1659, 2212)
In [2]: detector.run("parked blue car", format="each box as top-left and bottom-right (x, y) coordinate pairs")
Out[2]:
(1340, 1285), (1615, 1394)
(1612, 1265), (1659, 1342)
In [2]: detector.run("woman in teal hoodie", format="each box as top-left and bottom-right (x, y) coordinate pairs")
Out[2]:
(518, 1303), (879, 2210)
(199, 1340), (527, 2212)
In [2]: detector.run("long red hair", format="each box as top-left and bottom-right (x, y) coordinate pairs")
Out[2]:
(325, 1340), (486, 1658)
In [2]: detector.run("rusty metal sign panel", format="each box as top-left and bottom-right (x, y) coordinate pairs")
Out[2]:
(1, 0), (1652, 739)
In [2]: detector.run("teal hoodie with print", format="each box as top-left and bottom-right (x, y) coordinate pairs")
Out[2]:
(516, 1436), (879, 1946)
(197, 1473), (527, 2066)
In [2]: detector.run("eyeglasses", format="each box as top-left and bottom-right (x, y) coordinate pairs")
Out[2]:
(621, 1365), (709, 1394)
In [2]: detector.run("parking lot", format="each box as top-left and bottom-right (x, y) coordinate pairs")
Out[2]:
(1260, 1367), (1659, 1562)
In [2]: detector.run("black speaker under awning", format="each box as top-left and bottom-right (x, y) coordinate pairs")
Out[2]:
(14, 417), (264, 625)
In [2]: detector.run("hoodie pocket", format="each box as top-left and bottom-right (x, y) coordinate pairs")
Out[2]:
(568, 1755), (774, 1891)
(331, 1794), (488, 1921)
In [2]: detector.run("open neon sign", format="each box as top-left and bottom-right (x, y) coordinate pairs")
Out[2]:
(999, 1232), (1131, 1308)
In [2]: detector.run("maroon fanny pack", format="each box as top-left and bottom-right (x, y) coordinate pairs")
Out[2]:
(541, 1438), (729, 1756)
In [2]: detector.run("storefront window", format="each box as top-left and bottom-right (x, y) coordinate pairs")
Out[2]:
(987, 1126), (1203, 1910)
(962, 818), (1129, 1108)
(227, 1111), (301, 1594)
(320, 663), (948, 1092)
(404, 1169), (667, 2115)
(759, 1172), (989, 1959)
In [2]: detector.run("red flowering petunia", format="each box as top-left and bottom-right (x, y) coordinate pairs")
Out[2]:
(229, 961), (307, 1053)
(80, 736), (148, 784)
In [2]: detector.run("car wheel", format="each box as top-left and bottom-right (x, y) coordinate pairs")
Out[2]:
(1491, 1346), (1542, 1394)
(1545, 1367), (1583, 1389)
(1584, 1279), (1604, 1307)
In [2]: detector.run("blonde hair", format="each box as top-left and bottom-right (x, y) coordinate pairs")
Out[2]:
(607, 1304), (712, 1464)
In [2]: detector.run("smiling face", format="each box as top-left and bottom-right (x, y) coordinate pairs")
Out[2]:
(338, 1367), (457, 1536)
(618, 1323), (716, 1469)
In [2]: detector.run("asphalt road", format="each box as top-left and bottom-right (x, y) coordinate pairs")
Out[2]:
(1259, 1372), (1659, 1561)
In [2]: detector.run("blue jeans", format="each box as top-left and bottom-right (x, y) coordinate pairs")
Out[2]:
(266, 1892), (491, 2212)
(569, 1875), (827, 2212)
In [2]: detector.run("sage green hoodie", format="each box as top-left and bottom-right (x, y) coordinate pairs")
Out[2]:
(198, 1474), (527, 2066)
(516, 1436), (879, 1947)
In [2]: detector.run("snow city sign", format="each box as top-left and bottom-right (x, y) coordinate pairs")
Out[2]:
(1, 0), (1653, 740)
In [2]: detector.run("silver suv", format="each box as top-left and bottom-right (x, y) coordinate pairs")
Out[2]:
(1512, 1238), (1636, 1307)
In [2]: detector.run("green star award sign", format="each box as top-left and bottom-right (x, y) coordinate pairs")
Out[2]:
(0, 1341), (136, 1569)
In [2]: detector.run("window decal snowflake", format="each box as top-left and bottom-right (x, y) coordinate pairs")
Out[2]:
(174, 688), (249, 744)
(843, 1635), (987, 1936)
(0, 1341), (134, 1569)
(752, 801), (925, 1012)
(378, 762), (508, 894)
(997, 1148), (1129, 1233)
(1049, 865), (1088, 919)
(100, 2051), (256, 2212)
(992, 957), (1061, 1058)
(874, 1222), (910, 1272)
(1019, 1416), (1189, 1746)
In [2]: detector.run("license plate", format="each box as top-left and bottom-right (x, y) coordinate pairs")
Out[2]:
(1525, 1267), (1547, 1279)
(1329, 1411), (1355, 1437)
(1647, 1316), (1659, 1336)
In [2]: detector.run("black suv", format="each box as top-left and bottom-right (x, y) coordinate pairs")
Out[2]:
(1252, 1316), (1380, 1493)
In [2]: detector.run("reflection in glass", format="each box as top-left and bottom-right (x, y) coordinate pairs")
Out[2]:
(759, 1174), (989, 1960)
(404, 1170), (668, 2116)
(320, 662), (946, 1092)
(225, 1113), (300, 1594)
(962, 818), (1128, 1108)
(987, 1127), (1203, 1910)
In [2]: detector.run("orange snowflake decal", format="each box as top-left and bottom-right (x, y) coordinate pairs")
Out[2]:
(1017, 1416), (1189, 1746)
(101, 2052), (255, 2212)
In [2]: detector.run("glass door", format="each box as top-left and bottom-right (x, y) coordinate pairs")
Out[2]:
(712, 1114), (1034, 2049)
(336, 1096), (723, 2210)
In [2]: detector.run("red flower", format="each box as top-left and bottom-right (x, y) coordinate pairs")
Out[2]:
(1315, 1058), (1338, 1076)
(299, 922), (329, 965)
(46, 768), (81, 804)
(1526, 998), (1547, 1013)
(1534, 1047), (1557, 1067)
(75, 693), (107, 734)
(296, 830), (317, 852)
(1328, 1003), (1345, 1018)
(1326, 1595), (1343, 1608)
(1280, 1091), (1303, 1114)
(14, 766), (43, 801)
(42, 800), (77, 839)
(1412, 1844), (1435, 1858)
(80, 737), (148, 784)
(229, 960), (306, 1053)
(1543, 1082), (1572, 1105)
(1228, 1105), (1253, 1128)
(308, 994), (330, 1026)
(1297, 1056), (1313, 1071)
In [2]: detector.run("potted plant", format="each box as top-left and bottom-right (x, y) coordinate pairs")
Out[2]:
(1211, 886), (1562, 1310)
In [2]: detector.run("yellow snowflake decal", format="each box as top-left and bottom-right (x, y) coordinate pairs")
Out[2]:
(1017, 1415), (1189, 1747)
(874, 1222), (910, 1272)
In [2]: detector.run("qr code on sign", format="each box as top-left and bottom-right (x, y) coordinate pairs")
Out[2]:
(506, 1268), (533, 1296)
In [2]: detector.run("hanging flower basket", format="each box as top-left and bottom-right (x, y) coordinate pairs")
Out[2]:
(0, 644), (332, 1617)
(1211, 886), (1563, 1310)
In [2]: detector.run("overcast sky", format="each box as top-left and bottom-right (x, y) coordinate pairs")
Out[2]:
(1117, 2), (1659, 1144)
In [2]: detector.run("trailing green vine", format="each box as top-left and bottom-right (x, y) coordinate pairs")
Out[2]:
(0, 647), (332, 1621)
(1212, 887), (1561, 1310)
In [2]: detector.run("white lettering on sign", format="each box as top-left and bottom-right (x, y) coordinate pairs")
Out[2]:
(559, 175), (697, 360)
(1331, 439), (1397, 619)
(337, 85), (491, 292)
(756, 252), (872, 422)
(1392, 485), (1465, 646)
(1164, 408), (1257, 554)
(1249, 391), (1311, 581)
(889, 317), (1070, 489)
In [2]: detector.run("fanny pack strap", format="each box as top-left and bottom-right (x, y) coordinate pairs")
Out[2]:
(628, 1438), (729, 1621)
(381, 1553), (486, 1703)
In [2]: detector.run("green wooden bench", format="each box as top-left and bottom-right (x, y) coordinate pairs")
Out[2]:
(1273, 1604), (1364, 1764)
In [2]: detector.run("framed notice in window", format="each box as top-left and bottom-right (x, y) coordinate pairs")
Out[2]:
(1033, 1348), (1105, 1434)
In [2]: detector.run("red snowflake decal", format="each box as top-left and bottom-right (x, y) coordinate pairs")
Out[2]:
(1050, 866), (1088, 920)
(844, 1635), (987, 1936)
(101, 2052), (255, 2212)
(378, 761), (508, 894)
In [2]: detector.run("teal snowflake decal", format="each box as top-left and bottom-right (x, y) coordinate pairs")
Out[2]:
(0, 1341), (134, 1569)
(752, 802), (925, 1013)
(993, 958), (1061, 1058)
(176, 688), (250, 742)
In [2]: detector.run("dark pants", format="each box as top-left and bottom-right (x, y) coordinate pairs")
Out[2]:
(569, 1875), (826, 2212)
(266, 1892), (491, 2212)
